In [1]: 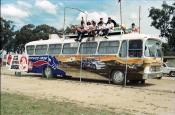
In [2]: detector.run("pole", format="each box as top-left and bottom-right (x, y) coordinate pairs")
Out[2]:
(80, 45), (83, 82)
(119, 0), (122, 27)
(139, 6), (141, 34)
(124, 40), (128, 87)
(63, 7), (66, 36)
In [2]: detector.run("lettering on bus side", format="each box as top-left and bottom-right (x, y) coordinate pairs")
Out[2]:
(29, 56), (48, 61)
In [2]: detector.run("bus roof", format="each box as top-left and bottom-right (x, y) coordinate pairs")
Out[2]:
(25, 33), (161, 46)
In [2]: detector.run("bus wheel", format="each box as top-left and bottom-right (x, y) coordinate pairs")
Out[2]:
(43, 66), (53, 79)
(140, 80), (145, 84)
(170, 71), (175, 77)
(111, 70), (124, 85)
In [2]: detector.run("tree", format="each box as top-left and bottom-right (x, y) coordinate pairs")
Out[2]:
(149, 2), (175, 55)
(33, 24), (60, 40)
(15, 24), (35, 52)
(15, 24), (60, 53)
(0, 17), (15, 51)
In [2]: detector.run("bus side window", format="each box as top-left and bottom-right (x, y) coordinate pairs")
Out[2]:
(79, 42), (97, 54)
(35, 45), (48, 55)
(26, 45), (35, 55)
(98, 41), (119, 54)
(119, 40), (127, 57)
(62, 43), (78, 54)
(48, 44), (62, 55)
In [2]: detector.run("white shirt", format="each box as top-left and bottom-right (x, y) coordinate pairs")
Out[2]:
(98, 24), (105, 30)
(106, 23), (114, 30)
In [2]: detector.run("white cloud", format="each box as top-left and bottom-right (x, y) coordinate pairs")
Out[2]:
(1, 2), (32, 29)
(17, 0), (32, 9)
(1, 4), (30, 18)
(35, 0), (58, 14)
(58, 2), (64, 7)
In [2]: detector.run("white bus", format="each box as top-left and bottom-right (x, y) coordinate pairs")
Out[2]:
(25, 33), (163, 84)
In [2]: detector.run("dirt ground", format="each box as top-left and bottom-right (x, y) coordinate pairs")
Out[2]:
(1, 66), (175, 115)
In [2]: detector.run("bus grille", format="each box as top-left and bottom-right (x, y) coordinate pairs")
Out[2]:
(150, 66), (161, 72)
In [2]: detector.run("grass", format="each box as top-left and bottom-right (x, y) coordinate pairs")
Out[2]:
(1, 92), (131, 115)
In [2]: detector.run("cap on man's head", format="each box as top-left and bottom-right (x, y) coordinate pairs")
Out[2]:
(100, 18), (103, 20)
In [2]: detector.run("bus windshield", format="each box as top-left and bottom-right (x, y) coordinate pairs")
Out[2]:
(144, 39), (162, 57)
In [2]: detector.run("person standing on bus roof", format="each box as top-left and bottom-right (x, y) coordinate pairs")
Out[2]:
(75, 17), (87, 42)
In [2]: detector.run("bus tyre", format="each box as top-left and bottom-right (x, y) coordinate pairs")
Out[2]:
(140, 80), (145, 84)
(43, 66), (53, 79)
(111, 70), (124, 85)
(170, 71), (175, 77)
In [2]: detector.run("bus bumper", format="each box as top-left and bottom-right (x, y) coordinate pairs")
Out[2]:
(142, 72), (162, 79)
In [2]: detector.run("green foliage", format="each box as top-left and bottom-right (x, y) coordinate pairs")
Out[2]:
(15, 24), (35, 53)
(15, 24), (61, 53)
(0, 17), (15, 51)
(33, 24), (60, 40)
(149, 2), (175, 55)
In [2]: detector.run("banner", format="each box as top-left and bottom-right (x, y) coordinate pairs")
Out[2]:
(19, 55), (28, 72)
(9, 55), (28, 72)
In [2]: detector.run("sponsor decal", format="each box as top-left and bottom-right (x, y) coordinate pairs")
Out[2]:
(19, 55), (28, 72)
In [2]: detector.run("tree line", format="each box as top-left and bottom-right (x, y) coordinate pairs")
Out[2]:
(1, 1), (174, 55)
(149, 2), (175, 55)
(1, 17), (64, 53)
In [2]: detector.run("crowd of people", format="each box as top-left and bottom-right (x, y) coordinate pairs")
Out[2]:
(74, 17), (119, 42)
(74, 17), (139, 42)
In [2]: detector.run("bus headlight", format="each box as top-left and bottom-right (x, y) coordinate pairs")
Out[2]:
(128, 64), (143, 70)
(144, 66), (150, 73)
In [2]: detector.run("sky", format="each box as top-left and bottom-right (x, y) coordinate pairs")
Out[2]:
(1, 0), (174, 35)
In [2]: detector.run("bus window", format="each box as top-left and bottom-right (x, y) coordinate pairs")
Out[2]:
(62, 43), (78, 54)
(48, 44), (62, 55)
(98, 41), (119, 54)
(35, 45), (48, 55)
(26, 45), (35, 55)
(79, 42), (97, 54)
(119, 40), (127, 57)
(145, 39), (162, 57)
(129, 40), (142, 57)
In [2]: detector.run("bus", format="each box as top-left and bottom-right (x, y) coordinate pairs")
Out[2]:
(25, 33), (163, 84)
